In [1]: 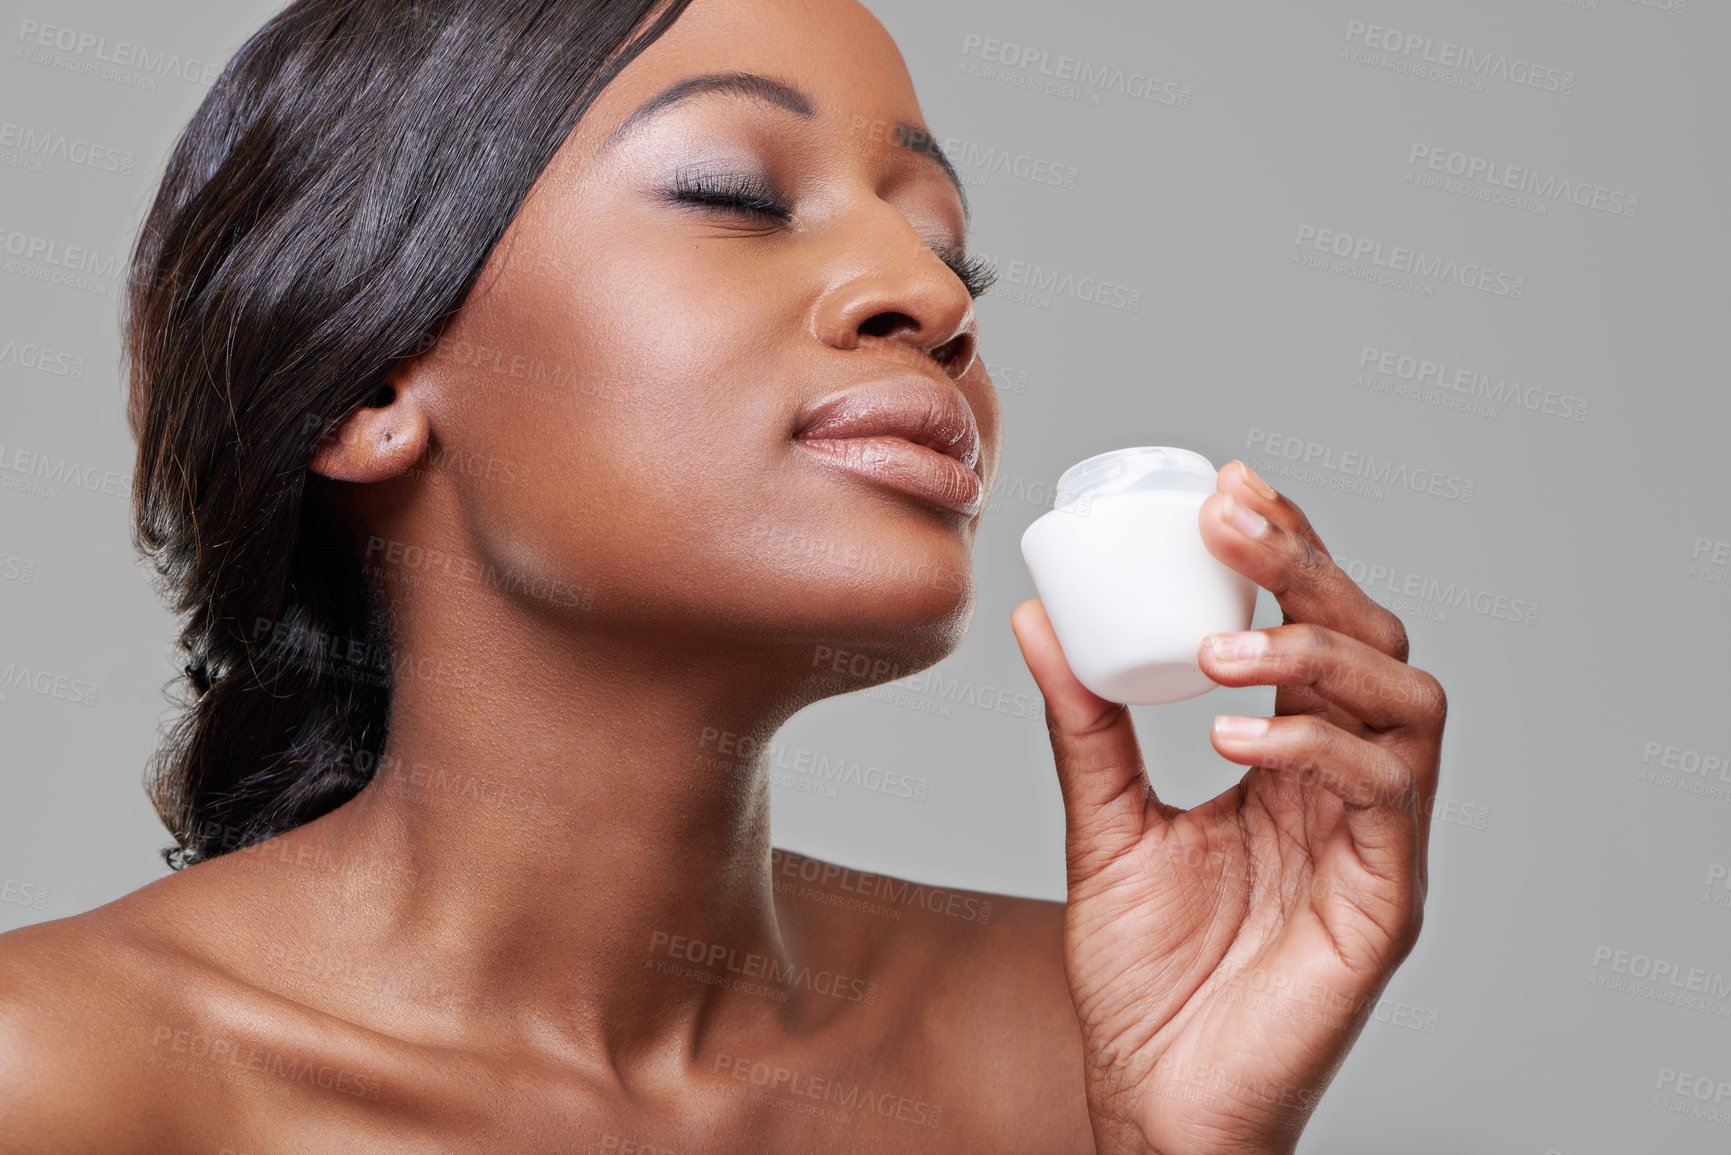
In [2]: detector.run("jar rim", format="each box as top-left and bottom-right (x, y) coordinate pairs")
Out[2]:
(1055, 446), (1218, 509)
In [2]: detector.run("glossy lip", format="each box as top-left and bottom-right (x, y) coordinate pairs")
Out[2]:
(793, 376), (984, 517)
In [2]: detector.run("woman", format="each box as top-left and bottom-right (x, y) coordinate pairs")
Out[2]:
(0, 0), (1447, 1150)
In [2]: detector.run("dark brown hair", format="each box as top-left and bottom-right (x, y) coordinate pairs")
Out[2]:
(124, 0), (696, 869)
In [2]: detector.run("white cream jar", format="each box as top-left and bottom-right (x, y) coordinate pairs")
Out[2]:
(1019, 447), (1259, 704)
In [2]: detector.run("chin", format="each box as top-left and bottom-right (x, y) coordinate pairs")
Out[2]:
(774, 570), (976, 698)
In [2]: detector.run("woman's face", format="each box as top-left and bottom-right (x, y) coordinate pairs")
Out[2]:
(390, 0), (1002, 671)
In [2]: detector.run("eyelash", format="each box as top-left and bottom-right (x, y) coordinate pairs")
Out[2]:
(664, 171), (998, 300)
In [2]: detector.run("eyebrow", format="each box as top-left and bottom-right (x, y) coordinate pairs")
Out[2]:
(598, 70), (971, 223)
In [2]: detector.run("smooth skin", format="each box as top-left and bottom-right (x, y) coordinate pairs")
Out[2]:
(0, 0), (1444, 1151)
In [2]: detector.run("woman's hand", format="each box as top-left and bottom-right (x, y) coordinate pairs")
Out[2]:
(1011, 460), (1446, 1155)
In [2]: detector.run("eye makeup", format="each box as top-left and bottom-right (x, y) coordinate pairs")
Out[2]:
(657, 163), (997, 299)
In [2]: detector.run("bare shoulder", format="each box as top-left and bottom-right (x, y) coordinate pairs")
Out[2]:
(769, 849), (1093, 1153)
(0, 896), (199, 1153)
(0, 859), (509, 1154)
(0, 855), (343, 1153)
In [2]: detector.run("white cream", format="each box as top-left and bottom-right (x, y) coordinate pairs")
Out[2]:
(1020, 447), (1258, 704)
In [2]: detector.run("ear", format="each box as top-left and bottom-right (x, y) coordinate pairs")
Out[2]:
(309, 376), (429, 483)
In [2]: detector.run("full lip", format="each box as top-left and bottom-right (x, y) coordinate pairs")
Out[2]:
(792, 376), (984, 517)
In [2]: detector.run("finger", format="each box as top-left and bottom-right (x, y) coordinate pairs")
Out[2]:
(1210, 712), (1421, 897)
(1197, 622), (1447, 740)
(1009, 599), (1172, 872)
(1211, 713), (1416, 812)
(1202, 460), (1411, 664)
(1200, 622), (1445, 818)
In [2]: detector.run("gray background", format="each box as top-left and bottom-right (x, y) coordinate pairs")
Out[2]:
(2, 0), (1727, 1151)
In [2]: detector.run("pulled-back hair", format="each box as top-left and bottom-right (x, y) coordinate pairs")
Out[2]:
(124, 0), (696, 870)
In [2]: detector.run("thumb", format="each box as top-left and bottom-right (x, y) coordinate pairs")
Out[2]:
(1010, 598), (1158, 872)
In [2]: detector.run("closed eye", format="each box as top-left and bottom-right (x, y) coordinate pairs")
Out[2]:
(662, 169), (996, 299)
(664, 169), (792, 223)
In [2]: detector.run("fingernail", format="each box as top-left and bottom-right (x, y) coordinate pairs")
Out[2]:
(1214, 715), (1270, 739)
(1236, 460), (1278, 501)
(1221, 492), (1269, 539)
(1207, 630), (1268, 661)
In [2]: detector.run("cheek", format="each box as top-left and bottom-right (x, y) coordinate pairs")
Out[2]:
(426, 235), (806, 601)
(522, 240), (799, 512)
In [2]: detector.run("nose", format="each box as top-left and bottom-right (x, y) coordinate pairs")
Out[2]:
(809, 211), (979, 381)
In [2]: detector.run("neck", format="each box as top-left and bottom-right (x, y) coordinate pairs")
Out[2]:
(295, 577), (838, 1070)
